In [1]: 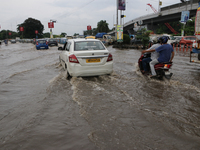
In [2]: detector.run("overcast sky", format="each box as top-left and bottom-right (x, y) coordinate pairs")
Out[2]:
(0, 0), (186, 35)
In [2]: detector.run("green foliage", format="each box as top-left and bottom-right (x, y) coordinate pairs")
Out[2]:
(136, 28), (151, 47)
(84, 28), (97, 36)
(184, 17), (195, 36)
(96, 20), (110, 33)
(123, 34), (130, 44)
(43, 32), (50, 38)
(74, 33), (79, 36)
(60, 32), (67, 37)
(0, 30), (19, 40)
(17, 18), (44, 38)
(156, 21), (182, 35)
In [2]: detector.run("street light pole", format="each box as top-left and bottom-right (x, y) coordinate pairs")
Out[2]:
(50, 19), (56, 38)
(116, 0), (118, 41)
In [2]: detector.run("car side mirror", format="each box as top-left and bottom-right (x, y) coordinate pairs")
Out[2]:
(58, 47), (63, 50)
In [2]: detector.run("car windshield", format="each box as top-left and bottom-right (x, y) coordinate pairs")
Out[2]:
(38, 40), (46, 44)
(49, 39), (56, 42)
(74, 41), (106, 51)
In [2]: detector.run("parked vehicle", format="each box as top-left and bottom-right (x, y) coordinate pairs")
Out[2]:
(174, 36), (183, 46)
(85, 36), (95, 39)
(163, 34), (176, 45)
(131, 37), (142, 45)
(58, 39), (113, 77)
(179, 36), (196, 47)
(60, 38), (67, 44)
(48, 39), (58, 46)
(36, 39), (49, 50)
(10, 39), (16, 43)
(95, 33), (113, 45)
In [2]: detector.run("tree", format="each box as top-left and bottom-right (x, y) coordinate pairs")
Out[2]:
(123, 34), (130, 44)
(0, 30), (19, 40)
(60, 32), (67, 37)
(184, 17), (195, 36)
(74, 33), (79, 36)
(17, 18), (44, 38)
(43, 32), (50, 38)
(136, 28), (151, 48)
(156, 21), (182, 35)
(96, 20), (110, 33)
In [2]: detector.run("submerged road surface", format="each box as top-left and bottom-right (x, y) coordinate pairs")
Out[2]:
(0, 42), (200, 150)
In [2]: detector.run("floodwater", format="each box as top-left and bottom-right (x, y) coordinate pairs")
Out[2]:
(0, 42), (200, 150)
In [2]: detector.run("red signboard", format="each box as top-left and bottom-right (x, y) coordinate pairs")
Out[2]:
(35, 30), (38, 34)
(48, 22), (54, 28)
(20, 27), (24, 32)
(87, 25), (91, 30)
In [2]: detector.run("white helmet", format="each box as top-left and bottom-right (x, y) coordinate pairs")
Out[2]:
(152, 37), (158, 44)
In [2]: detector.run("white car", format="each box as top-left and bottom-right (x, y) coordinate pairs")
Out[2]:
(58, 39), (113, 77)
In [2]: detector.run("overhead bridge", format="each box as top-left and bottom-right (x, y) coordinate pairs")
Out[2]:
(108, 0), (199, 35)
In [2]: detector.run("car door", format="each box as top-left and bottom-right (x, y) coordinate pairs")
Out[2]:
(60, 42), (71, 64)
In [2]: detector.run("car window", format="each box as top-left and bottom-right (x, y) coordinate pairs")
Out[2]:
(63, 42), (67, 50)
(38, 40), (46, 44)
(74, 41), (106, 51)
(66, 42), (71, 51)
(190, 37), (196, 40)
(185, 37), (190, 40)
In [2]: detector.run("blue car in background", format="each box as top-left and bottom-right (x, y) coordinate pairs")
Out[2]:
(36, 39), (49, 50)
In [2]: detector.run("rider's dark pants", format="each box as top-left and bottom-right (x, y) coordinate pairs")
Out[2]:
(142, 57), (152, 72)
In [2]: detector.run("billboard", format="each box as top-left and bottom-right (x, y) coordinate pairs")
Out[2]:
(20, 27), (23, 31)
(87, 25), (91, 30)
(117, 25), (123, 42)
(181, 11), (190, 23)
(118, 0), (126, 10)
(48, 22), (54, 28)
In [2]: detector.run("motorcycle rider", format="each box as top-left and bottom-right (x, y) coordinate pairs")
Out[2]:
(142, 36), (174, 77)
(141, 37), (161, 75)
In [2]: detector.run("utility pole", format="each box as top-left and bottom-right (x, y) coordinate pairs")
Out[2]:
(158, 0), (162, 13)
(116, 0), (118, 41)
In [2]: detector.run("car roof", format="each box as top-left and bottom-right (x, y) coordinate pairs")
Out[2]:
(68, 39), (100, 42)
(183, 36), (196, 37)
(37, 39), (46, 41)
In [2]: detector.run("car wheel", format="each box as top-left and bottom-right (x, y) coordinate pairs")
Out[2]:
(64, 63), (71, 79)
(59, 56), (61, 63)
(198, 54), (200, 60)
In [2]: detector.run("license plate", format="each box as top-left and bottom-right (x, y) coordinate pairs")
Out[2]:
(165, 71), (171, 75)
(86, 58), (100, 63)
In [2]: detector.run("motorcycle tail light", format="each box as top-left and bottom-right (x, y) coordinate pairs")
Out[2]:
(164, 64), (171, 68)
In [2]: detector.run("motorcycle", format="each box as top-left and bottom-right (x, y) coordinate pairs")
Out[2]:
(138, 53), (173, 80)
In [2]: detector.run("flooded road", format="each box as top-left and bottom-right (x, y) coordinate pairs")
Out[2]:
(0, 42), (200, 150)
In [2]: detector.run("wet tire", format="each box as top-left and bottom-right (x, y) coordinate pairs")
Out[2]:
(64, 63), (71, 79)
(198, 54), (200, 60)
